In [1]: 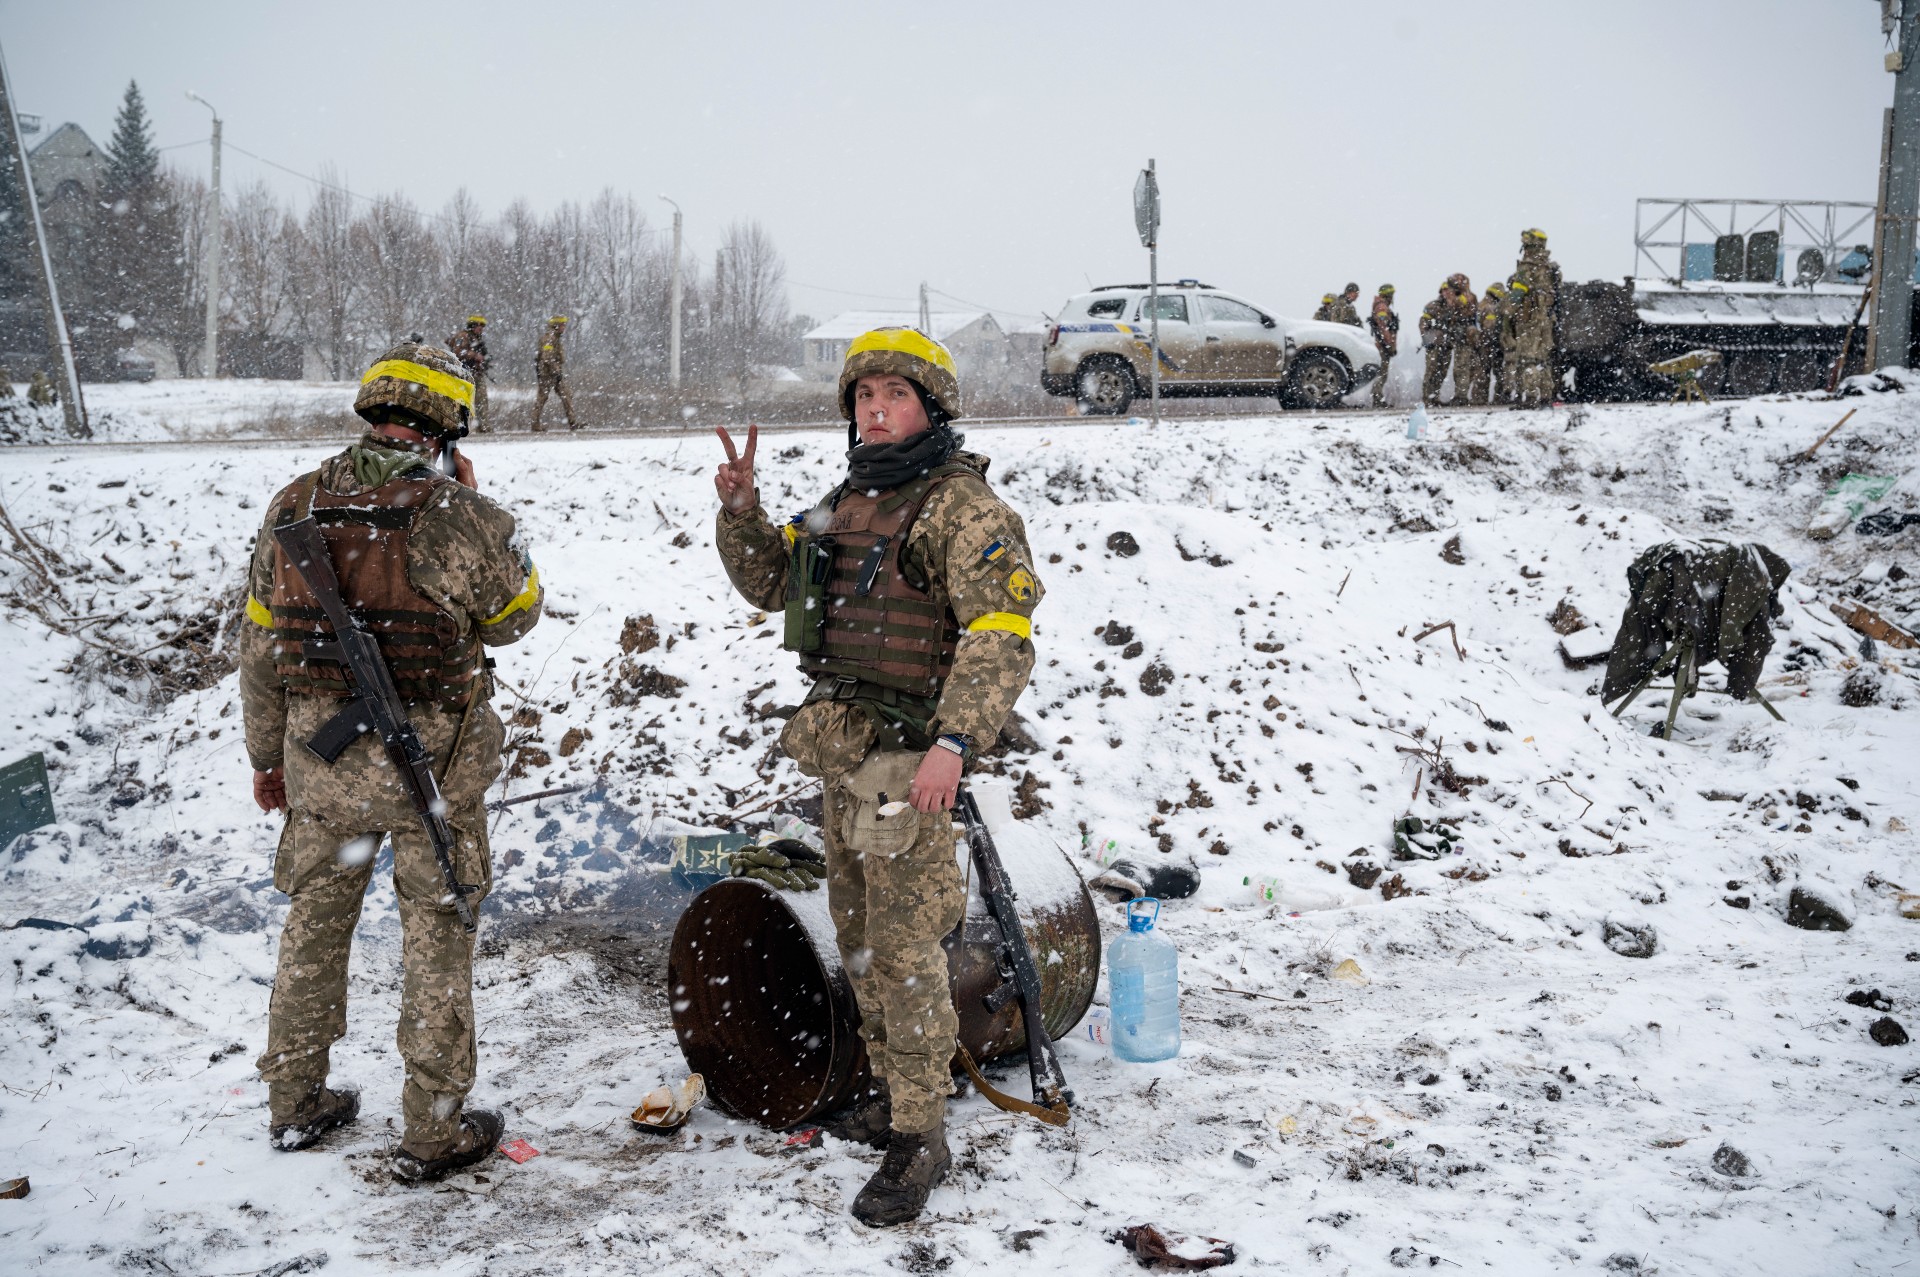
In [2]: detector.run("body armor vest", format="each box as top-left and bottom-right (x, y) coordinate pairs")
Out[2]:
(268, 469), (483, 710)
(795, 465), (980, 702)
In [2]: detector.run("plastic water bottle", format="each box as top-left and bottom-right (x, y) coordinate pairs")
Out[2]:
(1406, 404), (1429, 441)
(1108, 898), (1180, 1062)
(1081, 1005), (1111, 1046)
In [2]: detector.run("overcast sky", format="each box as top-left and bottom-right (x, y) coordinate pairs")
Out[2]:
(2, 1), (1895, 327)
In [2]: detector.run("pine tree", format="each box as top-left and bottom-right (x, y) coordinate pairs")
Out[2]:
(87, 79), (187, 374)
(104, 81), (159, 195)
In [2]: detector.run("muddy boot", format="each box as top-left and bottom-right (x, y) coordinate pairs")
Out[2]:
(530, 422), (548, 433)
(851, 1121), (949, 1227)
(268, 1083), (360, 1151)
(823, 1079), (892, 1148)
(390, 1108), (504, 1184)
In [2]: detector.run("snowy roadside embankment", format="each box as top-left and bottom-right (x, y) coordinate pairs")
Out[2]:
(2, 388), (1917, 1275)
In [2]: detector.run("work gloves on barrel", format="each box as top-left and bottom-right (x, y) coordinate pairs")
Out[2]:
(729, 838), (827, 891)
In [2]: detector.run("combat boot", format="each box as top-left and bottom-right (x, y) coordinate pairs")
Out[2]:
(823, 1078), (892, 1148)
(268, 1083), (360, 1151)
(851, 1120), (949, 1227)
(390, 1107), (504, 1184)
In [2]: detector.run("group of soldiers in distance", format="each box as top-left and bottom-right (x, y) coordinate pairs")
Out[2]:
(444, 313), (580, 433)
(1315, 229), (1563, 409)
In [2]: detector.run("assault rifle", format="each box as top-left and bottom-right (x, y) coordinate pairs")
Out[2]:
(953, 785), (1071, 1127)
(273, 517), (477, 932)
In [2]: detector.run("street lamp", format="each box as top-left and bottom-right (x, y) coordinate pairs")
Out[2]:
(186, 90), (221, 378)
(659, 194), (682, 388)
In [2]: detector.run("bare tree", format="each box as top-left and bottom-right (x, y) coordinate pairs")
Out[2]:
(712, 219), (790, 391)
(225, 180), (297, 341)
(293, 169), (360, 379)
(355, 193), (442, 346)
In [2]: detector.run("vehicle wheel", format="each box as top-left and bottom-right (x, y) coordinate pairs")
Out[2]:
(1076, 359), (1135, 416)
(1281, 352), (1349, 410)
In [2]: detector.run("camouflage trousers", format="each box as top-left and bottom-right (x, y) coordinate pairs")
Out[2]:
(821, 748), (965, 1135)
(1421, 342), (1454, 405)
(470, 375), (490, 433)
(1516, 358), (1555, 407)
(1460, 342), (1493, 405)
(257, 697), (501, 1154)
(532, 373), (574, 430)
(1370, 351), (1393, 406)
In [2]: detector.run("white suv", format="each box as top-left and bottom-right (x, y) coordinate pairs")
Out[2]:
(1040, 282), (1380, 414)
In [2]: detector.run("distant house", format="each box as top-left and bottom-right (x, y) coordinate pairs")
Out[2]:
(29, 122), (106, 230)
(801, 311), (1011, 393)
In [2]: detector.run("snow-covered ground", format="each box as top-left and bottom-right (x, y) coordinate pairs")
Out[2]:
(2, 384), (1917, 1275)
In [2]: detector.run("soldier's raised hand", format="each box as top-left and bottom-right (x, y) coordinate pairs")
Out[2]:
(713, 423), (759, 515)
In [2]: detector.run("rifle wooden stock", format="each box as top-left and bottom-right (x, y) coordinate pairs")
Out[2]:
(273, 517), (476, 932)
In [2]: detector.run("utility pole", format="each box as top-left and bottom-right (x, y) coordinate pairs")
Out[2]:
(1869, 0), (1920, 370)
(659, 194), (682, 387)
(919, 281), (931, 334)
(187, 92), (221, 378)
(0, 38), (85, 435)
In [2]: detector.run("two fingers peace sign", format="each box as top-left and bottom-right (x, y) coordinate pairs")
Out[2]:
(713, 423), (759, 514)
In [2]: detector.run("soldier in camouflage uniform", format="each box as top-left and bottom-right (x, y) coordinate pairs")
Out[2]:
(240, 341), (543, 1182)
(1368, 285), (1398, 407)
(1466, 285), (1504, 406)
(1510, 281), (1555, 406)
(1312, 294), (1335, 322)
(446, 316), (491, 433)
(1327, 283), (1362, 328)
(531, 315), (578, 432)
(712, 327), (1042, 1227)
(1419, 275), (1474, 405)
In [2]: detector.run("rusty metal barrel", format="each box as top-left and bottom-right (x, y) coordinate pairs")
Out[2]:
(667, 788), (1100, 1129)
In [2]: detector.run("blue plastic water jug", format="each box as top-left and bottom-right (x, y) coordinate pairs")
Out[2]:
(1108, 898), (1180, 1062)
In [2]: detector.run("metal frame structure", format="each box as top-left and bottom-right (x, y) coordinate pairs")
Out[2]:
(1632, 198), (1875, 283)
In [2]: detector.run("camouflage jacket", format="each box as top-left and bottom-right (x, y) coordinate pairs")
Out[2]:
(447, 328), (489, 374)
(1327, 297), (1362, 327)
(536, 329), (565, 377)
(239, 432), (543, 772)
(1368, 297), (1399, 354)
(714, 448), (1041, 749)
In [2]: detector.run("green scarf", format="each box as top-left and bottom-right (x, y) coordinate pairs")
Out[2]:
(348, 433), (434, 489)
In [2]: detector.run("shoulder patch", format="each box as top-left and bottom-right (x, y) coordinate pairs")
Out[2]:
(1006, 567), (1037, 603)
(982, 540), (1008, 564)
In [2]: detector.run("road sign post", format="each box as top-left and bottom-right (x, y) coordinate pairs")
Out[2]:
(1134, 160), (1161, 426)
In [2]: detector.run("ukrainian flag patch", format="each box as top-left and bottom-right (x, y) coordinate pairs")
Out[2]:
(982, 541), (1008, 563)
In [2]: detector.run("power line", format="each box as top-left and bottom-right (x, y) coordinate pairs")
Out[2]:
(926, 286), (1045, 321)
(788, 278), (920, 304)
(157, 136), (209, 152)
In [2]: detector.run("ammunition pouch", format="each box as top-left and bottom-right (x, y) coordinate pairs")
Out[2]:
(783, 535), (833, 654)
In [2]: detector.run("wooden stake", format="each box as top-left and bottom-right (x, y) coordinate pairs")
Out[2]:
(1801, 408), (1858, 461)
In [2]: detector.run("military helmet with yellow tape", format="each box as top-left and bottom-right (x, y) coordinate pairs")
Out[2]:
(837, 326), (962, 422)
(354, 340), (474, 438)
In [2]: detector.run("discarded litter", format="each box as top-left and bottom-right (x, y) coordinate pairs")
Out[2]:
(1230, 1148), (1257, 1168)
(0, 1176), (27, 1199)
(631, 1074), (707, 1135)
(1113, 1223), (1237, 1270)
(498, 1138), (541, 1164)
(1808, 473), (1898, 540)
(1406, 404), (1430, 442)
(1392, 816), (1459, 861)
(1092, 859), (1200, 902)
(782, 1127), (822, 1150)
(1080, 1005), (1112, 1046)
(1331, 959), (1369, 985)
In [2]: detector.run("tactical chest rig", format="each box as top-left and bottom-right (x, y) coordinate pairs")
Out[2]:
(268, 470), (484, 714)
(784, 464), (978, 748)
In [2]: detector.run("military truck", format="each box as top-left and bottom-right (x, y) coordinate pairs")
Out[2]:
(1556, 199), (1881, 401)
